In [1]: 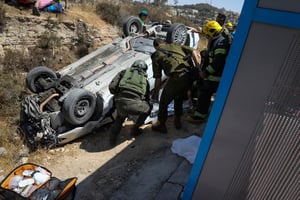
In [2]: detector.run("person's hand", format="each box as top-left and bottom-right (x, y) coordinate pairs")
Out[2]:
(149, 98), (158, 105)
(191, 28), (198, 33)
(200, 50), (208, 58)
(199, 70), (208, 79)
(151, 93), (159, 102)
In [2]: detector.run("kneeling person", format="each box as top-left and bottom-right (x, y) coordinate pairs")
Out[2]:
(108, 60), (151, 146)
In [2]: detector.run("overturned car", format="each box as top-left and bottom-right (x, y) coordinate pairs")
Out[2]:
(20, 17), (200, 149)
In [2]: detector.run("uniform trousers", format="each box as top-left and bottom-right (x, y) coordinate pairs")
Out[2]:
(158, 73), (192, 123)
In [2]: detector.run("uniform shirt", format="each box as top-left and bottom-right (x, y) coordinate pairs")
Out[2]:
(151, 43), (194, 78)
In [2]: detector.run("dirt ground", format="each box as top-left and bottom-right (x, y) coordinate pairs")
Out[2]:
(42, 115), (204, 199)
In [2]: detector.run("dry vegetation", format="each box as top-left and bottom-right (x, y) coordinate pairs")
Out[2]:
(0, 1), (205, 176)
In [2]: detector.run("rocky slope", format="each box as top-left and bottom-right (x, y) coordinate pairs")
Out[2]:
(0, 4), (120, 71)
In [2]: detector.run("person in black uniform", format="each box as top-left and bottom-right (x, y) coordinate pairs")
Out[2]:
(187, 20), (231, 123)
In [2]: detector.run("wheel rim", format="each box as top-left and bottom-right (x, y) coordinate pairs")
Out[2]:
(129, 23), (139, 33)
(173, 26), (187, 45)
(75, 99), (91, 117)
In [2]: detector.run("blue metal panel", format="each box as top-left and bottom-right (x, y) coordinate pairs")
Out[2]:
(182, 0), (300, 199)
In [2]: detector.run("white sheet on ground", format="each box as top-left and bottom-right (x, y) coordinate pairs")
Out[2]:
(171, 135), (201, 164)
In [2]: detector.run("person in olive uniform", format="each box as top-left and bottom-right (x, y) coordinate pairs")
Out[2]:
(108, 60), (151, 146)
(187, 20), (231, 123)
(151, 38), (200, 133)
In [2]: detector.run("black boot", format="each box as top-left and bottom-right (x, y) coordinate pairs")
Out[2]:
(109, 133), (118, 146)
(109, 115), (123, 146)
(130, 124), (143, 137)
(174, 115), (181, 130)
(152, 122), (167, 134)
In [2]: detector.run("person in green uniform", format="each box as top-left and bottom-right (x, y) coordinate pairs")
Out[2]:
(138, 9), (148, 26)
(151, 38), (200, 133)
(108, 60), (151, 146)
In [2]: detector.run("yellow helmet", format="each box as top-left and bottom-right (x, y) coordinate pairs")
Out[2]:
(226, 22), (233, 28)
(202, 20), (223, 38)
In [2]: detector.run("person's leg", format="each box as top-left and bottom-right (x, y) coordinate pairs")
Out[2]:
(173, 74), (192, 129)
(129, 100), (151, 136)
(188, 80), (219, 123)
(32, 1), (41, 16)
(109, 114), (125, 146)
(198, 81), (219, 114)
(109, 111), (126, 146)
(152, 80), (176, 133)
(173, 95), (183, 129)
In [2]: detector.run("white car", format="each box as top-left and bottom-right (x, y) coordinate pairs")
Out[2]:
(20, 17), (200, 149)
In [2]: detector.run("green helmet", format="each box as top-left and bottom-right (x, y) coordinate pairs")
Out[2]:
(139, 9), (148, 16)
(132, 60), (148, 71)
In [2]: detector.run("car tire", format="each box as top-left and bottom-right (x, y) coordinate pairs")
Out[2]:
(62, 88), (96, 126)
(26, 66), (57, 93)
(123, 16), (143, 36)
(166, 23), (188, 45)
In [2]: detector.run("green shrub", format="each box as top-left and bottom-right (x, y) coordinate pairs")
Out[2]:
(0, 73), (26, 117)
(1, 49), (31, 74)
(38, 31), (61, 49)
(95, 2), (121, 26)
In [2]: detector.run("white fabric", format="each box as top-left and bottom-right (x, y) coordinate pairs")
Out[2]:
(171, 135), (201, 164)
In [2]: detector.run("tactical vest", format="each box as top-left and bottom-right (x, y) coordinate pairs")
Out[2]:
(158, 44), (189, 75)
(118, 67), (147, 96)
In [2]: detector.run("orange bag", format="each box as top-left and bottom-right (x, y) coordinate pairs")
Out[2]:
(0, 163), (77, 200)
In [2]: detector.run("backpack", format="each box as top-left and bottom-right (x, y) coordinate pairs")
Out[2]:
(43, 3), (63, 13)
(118, 67), (147, 96)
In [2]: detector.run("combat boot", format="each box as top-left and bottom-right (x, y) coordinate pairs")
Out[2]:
(174, 115), (181, 130)
(186, 111), (208, 124)
(130, 124), (143, 137)
(152, 122), (167, 134)
(109, 133), (118, 146)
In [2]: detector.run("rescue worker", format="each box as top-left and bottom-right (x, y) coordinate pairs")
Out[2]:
(108, 60), (151, 146)
(151, 38), (200, 133)
(216, 12), (226, 26)
(138, 9), (148, 26)
(226, 22), (236, 38)
(216, 12), (233, 44)
(187, 20), (231, 123)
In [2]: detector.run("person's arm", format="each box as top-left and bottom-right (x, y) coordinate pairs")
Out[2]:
(108, 71), (124, 94)
(191, 27), (202, 34)
(191, 50), (200, 68)
(150, 51), (163, 101)
(152, 78), (161, 102)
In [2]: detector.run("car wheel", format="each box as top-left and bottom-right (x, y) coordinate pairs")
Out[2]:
(62, 88), (96, 126)
(123, 16), (143, 36)
(166, 23), (188, 45)
(26, 66), (57, 93)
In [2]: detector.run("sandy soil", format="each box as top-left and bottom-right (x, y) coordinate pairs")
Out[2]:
(43, 115), (204, 199)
